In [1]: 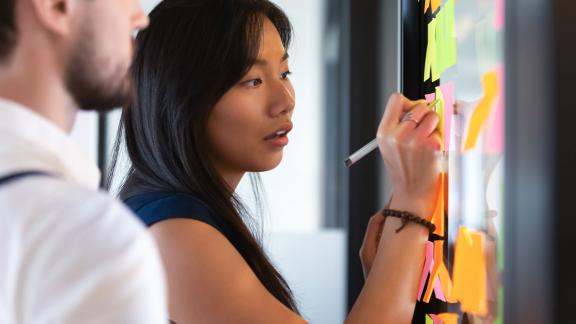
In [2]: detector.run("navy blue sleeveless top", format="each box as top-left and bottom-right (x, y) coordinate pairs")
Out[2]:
(124, 192), (235, 242)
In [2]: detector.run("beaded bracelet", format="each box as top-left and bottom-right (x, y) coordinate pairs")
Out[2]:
(382, 208), (436, 234)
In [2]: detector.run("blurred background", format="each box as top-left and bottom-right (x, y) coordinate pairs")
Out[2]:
(68, 0), (576, 322)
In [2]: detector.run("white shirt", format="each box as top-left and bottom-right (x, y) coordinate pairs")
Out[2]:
(0, 98), (168, 324)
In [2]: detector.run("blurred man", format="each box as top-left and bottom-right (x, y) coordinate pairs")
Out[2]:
(0, 0), (168, 322)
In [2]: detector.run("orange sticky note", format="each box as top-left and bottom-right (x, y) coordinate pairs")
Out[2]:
(437, 313), (459, 324)
(451, 226), (488, 315)
(423, 240), (444, 302)
(485, 65), (505, 154)
(463, 71), (498, 151)
(431, 0), (441, 13)
(429, 173), (445, 236)
(424, 0), (431, 13)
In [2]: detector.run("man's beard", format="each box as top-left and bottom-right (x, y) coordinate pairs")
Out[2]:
(64, 27), (135, 112)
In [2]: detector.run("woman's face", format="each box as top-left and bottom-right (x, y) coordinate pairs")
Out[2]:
(206, 18), (295, 180)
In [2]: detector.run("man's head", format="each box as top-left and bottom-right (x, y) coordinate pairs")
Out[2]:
(0, 0), (149, 112)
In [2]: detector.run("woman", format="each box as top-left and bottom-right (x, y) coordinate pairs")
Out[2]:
(110, 0), (441, 322)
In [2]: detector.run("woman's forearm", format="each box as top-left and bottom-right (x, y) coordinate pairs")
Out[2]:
(345, 200), (430, 324)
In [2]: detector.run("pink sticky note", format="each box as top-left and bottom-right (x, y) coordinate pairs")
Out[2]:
(494, 0), (504, 30)
(434, 277), (447, 301)
(486, 66), (505, 154)
(439, 83), (455, 151)
(425, 93), (436, 103)
(429, 314), (443, 324)
(417, 241), (435, 300)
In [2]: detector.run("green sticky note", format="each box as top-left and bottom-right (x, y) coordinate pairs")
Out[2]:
(435, 0), (457, 76)
(424, 18), (438, 82)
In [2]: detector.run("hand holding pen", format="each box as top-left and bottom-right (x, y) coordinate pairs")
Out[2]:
(345, 98), (440, 167)
(354, 94), (443, 217)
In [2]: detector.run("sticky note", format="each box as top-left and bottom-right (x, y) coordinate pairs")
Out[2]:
(437, 260), (457, 303)
(434, 0), (457, 77)
(423, 0), (431, 14)
(437, 313), (459, 324)
(434, 276), (446, 301)
(423, 240), (444, 302)
(424, 19), (439, 82)
(494, 0), (504, 30)
(439, 83), (455, 151)
(417, 241), (435, 300)
(426, 314), (434, 324)
(428, 314), (443, 324)
(435, 87), (445, 150)
(463, 71), (498, 151)
(485, 66), (504, 154)
(431, 0), (441, 13)
(452, 226), (488, 315)
(429, 173), (445, 237)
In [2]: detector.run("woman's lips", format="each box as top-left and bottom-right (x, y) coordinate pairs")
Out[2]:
(264, 123), (292, 147)
(265, 134), (289, 147)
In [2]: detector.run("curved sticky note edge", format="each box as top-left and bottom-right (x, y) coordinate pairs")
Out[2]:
(463, 71), (498, 151)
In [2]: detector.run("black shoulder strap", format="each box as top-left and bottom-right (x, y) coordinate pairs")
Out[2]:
(0, 171), (51, 187)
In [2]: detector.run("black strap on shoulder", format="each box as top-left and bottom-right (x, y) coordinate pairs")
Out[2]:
(0, 171), (51, 187)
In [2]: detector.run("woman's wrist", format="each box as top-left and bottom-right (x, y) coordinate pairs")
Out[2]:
(388, 195), (435, 221)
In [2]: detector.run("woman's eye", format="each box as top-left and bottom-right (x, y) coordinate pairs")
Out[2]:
(244, 79), (263, 87)
(281, 70), (292, 80)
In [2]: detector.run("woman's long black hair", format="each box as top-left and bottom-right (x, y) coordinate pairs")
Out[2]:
(107, 0), (298, 312)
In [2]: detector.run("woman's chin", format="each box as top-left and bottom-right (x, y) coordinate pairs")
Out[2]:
(250, 154), (283, 172)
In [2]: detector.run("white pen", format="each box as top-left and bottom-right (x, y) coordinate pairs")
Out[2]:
(345, 99), (440, 167)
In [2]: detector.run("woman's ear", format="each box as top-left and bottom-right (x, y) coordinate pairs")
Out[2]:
(28, 0), (78, 37)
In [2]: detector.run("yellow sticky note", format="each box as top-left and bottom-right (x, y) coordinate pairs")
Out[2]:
(424, 19), (439, 82)
(426, 314), (434, 324)
(423, 240), (444, 302)
(451, 226), (488, 316)
(437, 313), (459, 324)
(463, 71), (498, 151)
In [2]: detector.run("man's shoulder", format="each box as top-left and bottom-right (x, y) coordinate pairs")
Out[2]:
(1, 176), (148, 245)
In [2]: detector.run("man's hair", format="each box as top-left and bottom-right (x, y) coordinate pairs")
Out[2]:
(0, 0), (17, 61)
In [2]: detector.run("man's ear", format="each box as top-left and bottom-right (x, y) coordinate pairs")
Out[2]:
(29, 0), (78, 37)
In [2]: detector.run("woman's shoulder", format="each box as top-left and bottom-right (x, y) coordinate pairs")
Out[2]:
(124, 191), (222, 231)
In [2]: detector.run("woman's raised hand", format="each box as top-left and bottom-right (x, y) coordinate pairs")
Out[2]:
(376, 93), (442, 219)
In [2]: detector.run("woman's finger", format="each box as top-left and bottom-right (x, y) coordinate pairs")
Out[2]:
(360, 212), (387, 278)
(380, 93), (409, 130)
(414, 110), (440, 139)
(362, 213), (386, 247)
(396, 101), (432, 135)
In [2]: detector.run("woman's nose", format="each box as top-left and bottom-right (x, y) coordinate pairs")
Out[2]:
(269, 79), (295, 117)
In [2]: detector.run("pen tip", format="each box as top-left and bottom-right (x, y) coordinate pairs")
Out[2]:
(344, 159), (353, 167)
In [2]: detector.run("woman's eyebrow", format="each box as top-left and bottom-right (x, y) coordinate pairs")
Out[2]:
(254, 52), (290, 66)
